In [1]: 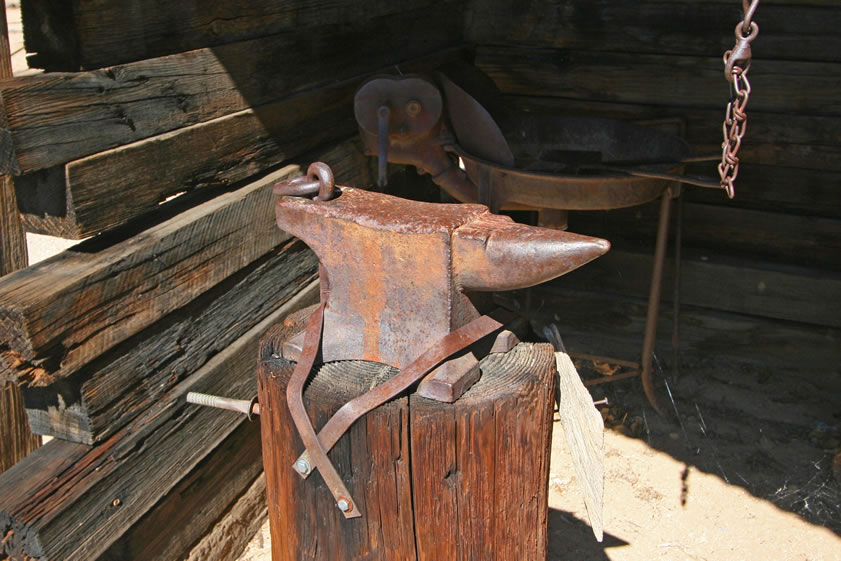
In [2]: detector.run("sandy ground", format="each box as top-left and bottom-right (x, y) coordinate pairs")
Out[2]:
(237, 429), (841, 561)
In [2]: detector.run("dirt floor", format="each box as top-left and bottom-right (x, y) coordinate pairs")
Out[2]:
(237, 336), (841, 561)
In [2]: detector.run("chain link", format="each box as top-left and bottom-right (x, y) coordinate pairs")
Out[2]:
(719, 0), (759, 199)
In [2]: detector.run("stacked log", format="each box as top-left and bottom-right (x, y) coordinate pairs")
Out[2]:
(0, 1), (472, 559)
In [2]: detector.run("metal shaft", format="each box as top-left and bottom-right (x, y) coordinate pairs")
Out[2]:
(186, 392), (260, 417)
(640, 190), (672, 414)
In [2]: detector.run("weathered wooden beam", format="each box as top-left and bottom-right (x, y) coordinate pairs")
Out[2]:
(14, 47), (468, 239)
(95, 420), (264, 561)
(3, 3), (464, 174)
(467, 0), (841, 63)
(555, 248), (841, 328)
(21, 0), (464, 71)
(508, 95), (841, 176)
(0, 272), (313, 561)
(684, 164), (841, 219)
(0, 137), (367, 387)
(0, 165), (293, 384)
(503, 288), (841, 393)
(475, 46), (841, 116)
(21, 246), (319, 444)
(568, 200), (841, 270)
(183, 474), (267, 561)
(0, 0), (40, 477)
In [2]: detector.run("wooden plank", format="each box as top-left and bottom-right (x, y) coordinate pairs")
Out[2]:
(0, 137), (368, 386)
(0, 0), (39, 477)
(183, 473), (267, 561)
(568, 201), (841, 270)
(0, 384), (40, 473)
(684, 165), (841, 218)
(556, 352), (604, 542)
(0, 177), (25, 276)
(19, 91), (355, 238)
(20, 248), (319, 444)
(0, 164), (294, 384)
(475, 46), (841, 116)
(21, 0), (463, 71)
(553, 248), (841, 328)
(511, 288), (841, 390)
(467, 0), (841, 63)
(505, 95), (841, 223)
(508, 95), (841, 176)
(3, 3), (464, 173)
(14, 47), (468, 238)
(0, 270), (309, 561)
(95, 420), (264, 561)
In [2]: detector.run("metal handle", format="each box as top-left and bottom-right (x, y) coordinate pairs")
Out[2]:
(377, 105), (391, 187)
(584, 165), (723, 190)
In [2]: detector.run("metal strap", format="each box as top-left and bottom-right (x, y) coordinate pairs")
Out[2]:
(286, 302), (362, 518)
(287, 309), (504, 516)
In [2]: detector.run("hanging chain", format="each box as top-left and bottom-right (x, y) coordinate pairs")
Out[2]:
(718, 0), (759, 199)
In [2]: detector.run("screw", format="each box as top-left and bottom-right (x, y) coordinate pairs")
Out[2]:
(336, 497), (352, 513)
(293, 458), (311, 475)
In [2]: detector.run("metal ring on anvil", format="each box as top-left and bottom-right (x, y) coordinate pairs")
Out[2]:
(273, 161), (339, 201)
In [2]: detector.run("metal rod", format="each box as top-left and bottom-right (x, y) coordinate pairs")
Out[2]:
(672, 191), (683, 379)
(640, 190), (672, 414)
(591, 166), (723, 190)
(377, 105), (390, 187)
(186, 392), (260, 417)
(567, 352), (640, 371)
(584, 370), (640, 387)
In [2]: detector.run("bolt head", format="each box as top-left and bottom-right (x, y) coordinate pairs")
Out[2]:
(405, 100), (422, 117)
(336, 498), (351, 512)
(293, 459), (311, 475)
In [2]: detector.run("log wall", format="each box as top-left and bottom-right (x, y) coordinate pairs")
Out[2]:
(0, 2), (471, 559)
(465, 0), (841, 329)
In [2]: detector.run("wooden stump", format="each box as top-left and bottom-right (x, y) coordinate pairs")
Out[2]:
(258, 322), (556, 561)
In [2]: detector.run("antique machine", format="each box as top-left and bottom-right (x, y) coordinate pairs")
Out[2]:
(352, 25), (758, 410)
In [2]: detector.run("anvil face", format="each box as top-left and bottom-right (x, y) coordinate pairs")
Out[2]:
(276, 188), (608, 369)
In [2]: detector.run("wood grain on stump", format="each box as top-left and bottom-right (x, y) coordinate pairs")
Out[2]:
(258, 326), (556, 561)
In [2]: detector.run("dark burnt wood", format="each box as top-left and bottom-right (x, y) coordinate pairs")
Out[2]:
(20, 0), (465, 71)
(0, 276), (317, 561)
(97, 421), (263, 561)
(3, 4), (464, 174)
(553, 247), (841, 329)
(14, 48), (466, 239)
(0, 4), (40, 477)
(258, 332), (556, 560)
(21, 243), (318, 443)
(467, 0), (841, 63)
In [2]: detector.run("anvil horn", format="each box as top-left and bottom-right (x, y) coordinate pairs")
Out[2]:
(453, 213), (610, 292)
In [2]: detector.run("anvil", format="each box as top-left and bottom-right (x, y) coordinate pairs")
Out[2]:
(273, 162), (610, 518)
(274, 164), (610, 372)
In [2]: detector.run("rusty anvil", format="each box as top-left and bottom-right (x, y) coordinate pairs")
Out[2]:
(272, 162), (609, 518)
